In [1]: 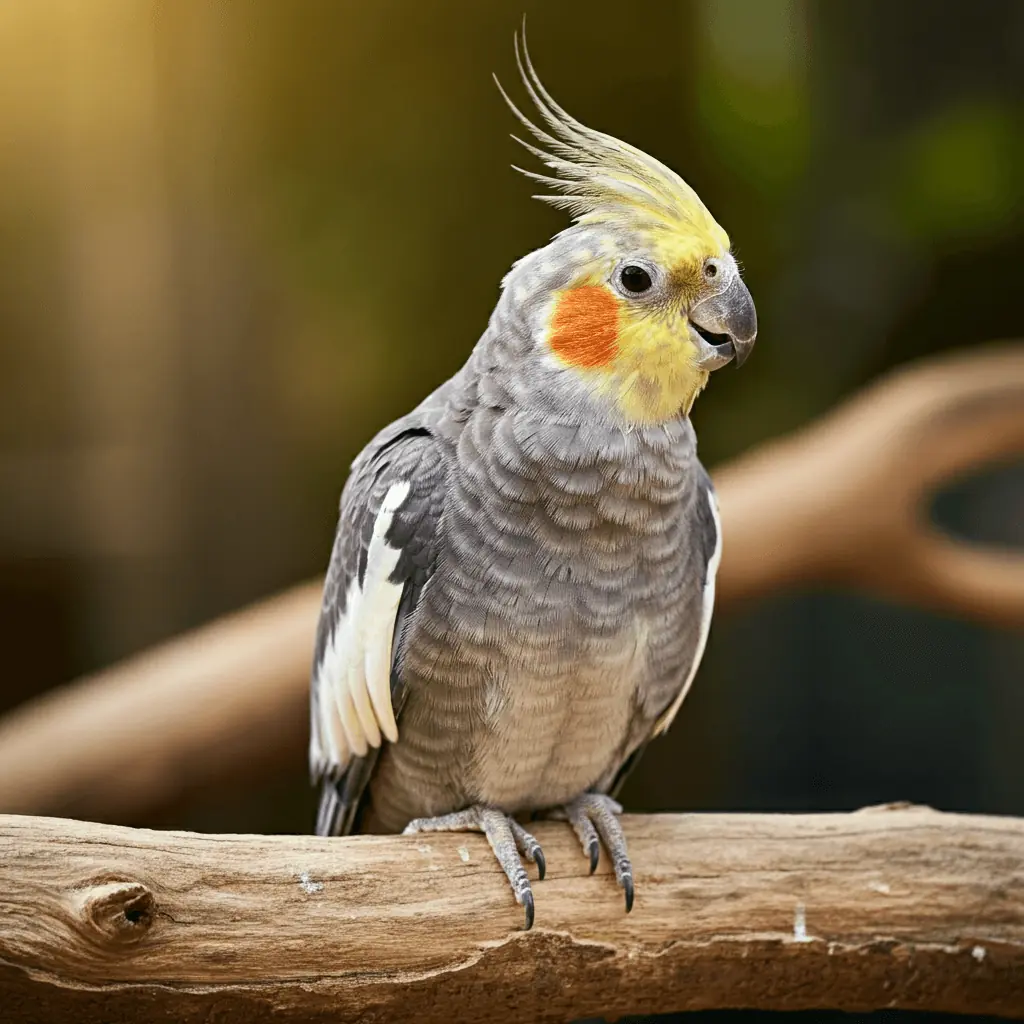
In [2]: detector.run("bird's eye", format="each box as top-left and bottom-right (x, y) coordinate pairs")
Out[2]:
(619, 265), (652, 294)
(704, 259), (719, 280)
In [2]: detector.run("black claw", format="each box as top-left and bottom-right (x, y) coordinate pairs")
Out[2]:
(522, 889), (535, 930)
(588, 839), (599, 874)
(623, 873), (634, 913)
(533, 846), (546, 881)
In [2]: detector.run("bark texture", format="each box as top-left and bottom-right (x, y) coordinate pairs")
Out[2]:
(1, 805), (1022, 1022)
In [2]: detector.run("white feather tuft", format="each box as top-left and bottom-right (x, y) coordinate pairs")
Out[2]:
(314, 481), (410, 772)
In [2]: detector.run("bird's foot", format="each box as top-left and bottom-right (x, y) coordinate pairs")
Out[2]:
(554, 793), (634, 912)
(403, 805), (544, 930)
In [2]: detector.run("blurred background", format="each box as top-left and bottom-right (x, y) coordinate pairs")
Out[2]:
(0, 1), (1021, 1020)
(0, 0), (1022, 944)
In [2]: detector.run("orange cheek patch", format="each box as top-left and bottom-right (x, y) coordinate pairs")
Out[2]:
(548, 286), (619, 369)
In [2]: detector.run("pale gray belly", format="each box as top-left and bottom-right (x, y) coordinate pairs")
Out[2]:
(465, 626), (649, 810)
(366, 620), (651, 830)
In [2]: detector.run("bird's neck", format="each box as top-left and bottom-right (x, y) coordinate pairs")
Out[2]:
(442, 317), (699, 505)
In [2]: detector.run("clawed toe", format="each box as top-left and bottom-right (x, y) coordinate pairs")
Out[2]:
(402, 795), (633, 925)
(403, 805), (543, 930)
(559, 793), (635, 912)
(509, 817), (546, 881)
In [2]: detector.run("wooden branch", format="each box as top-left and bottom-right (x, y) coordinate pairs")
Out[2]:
(0, 344), (1021, 823)
(715, 341), (1024, 623)
(1, 806), (1022, 1022)
(0, 582), (318, 821)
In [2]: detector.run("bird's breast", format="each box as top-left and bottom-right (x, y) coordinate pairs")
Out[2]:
(367, 408), (702, 828)
(464, 618), (652, 810)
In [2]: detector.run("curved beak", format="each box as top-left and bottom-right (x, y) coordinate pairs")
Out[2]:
(689, 276), (758, 370)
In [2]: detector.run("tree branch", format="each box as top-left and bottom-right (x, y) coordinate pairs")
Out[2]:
(0, 581), (318, 821)
(2, 806), (1022, 1022)
(714, 341), (1024, 623)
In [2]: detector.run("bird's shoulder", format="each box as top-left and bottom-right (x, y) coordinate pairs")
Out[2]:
(331, 380), (460, 576)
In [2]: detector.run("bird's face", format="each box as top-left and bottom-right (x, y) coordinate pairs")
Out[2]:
(540, 219), (757, 424)
(496, 36), (757, 424)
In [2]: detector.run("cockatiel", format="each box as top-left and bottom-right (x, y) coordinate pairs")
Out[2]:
(310, 35), (756, 930)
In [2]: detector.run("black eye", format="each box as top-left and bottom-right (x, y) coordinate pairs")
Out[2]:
(620, 265), (652, 294)
(705, 260), (719, 279)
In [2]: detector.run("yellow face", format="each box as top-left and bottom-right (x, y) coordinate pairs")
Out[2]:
(498, 32), (756, 419)
(542, 218), (744, 424)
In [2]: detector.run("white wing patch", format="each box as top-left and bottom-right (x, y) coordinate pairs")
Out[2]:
(314, 481), (409, 774)
(653, 488), (722, 736)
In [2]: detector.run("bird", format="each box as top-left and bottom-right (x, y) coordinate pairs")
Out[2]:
(309, 31), (756, 931)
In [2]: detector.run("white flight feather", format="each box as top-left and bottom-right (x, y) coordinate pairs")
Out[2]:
(315, 481), (410, 772)
(360, 482), (408, 743)
(323, 681), (351, 768)
(654, 488), (722, 736)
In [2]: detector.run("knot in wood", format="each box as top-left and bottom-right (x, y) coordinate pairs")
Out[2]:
(73, 881), (155, 944)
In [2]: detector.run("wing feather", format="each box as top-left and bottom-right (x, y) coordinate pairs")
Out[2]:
(653, 484), (722, 736)
(310, 420), (446, 835)
(608, 471), (721, 796)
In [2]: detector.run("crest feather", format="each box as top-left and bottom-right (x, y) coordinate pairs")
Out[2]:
(494, 29), (717, 232)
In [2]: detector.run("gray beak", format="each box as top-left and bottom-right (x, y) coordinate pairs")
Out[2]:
(689, 276), (758, 370)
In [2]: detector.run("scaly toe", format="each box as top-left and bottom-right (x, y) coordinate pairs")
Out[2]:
(402, 807), (482, 835)
(402, 805), (539, 929)
(509, 818), (546, 882)
(562, 802), (601, 873)
(559, 793), (635, 911)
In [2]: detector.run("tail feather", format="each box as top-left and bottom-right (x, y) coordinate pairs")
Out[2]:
(315, 751), (378, 837)
(315, 781), (344, 836)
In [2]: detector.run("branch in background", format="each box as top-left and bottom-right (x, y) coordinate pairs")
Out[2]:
(0, 344), (1020, 821)
(716, 342), (1024, 624)
(1, 806), (1021, 1022)
(0, 582), (318, 821)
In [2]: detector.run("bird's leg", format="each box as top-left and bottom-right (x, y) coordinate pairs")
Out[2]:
(558, 793), (634, 912)
(403, 805), (544, 929)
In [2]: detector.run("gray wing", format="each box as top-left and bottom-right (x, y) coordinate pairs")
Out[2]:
(310, 416), (447, 837)
(608, 467), (722, 796)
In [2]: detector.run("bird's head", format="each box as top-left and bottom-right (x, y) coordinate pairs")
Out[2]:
(496, 36), (756, 425)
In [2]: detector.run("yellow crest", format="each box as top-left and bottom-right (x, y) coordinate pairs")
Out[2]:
(495, 31), (730, 256)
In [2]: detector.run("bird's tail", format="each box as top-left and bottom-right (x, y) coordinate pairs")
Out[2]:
(315, 779), (345, 837)
(315, 761), (376, 836)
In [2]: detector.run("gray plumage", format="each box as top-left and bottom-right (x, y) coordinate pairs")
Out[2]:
(311, 226), (719, 836)
(308, 36), (754, 925)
